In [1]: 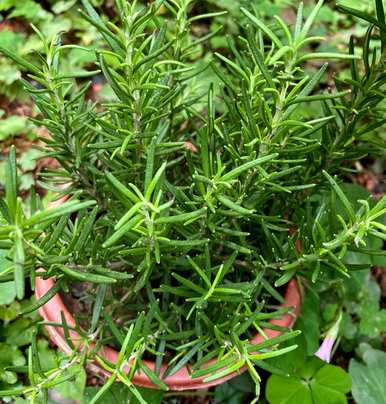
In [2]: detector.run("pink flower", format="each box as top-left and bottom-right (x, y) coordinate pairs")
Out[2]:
(314, 313), (342, 363)
(315, 336), (335, 363)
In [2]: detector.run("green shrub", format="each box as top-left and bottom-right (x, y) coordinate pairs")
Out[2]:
(0, 0), (385, 401)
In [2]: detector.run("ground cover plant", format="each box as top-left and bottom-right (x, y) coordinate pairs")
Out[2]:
(0, 0), (385, 402)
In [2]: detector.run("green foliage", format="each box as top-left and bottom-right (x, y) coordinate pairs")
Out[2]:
(266, 358), (351, 404)
(295, 182), (386, 352)
(0, 291), (58, 395)
(53, 364), (87, 401)
(349, 345), (386, 404)
(0, 281), (16, 305)
(0, 114), (29, 142)
(214, 373), (255, 404)
(0, 0), (385, 402)
(0, 0), (99, 99)
(341, 270), (386, 349)
(82, 385), (163, 404)
(265, 336), (351, 404)
(0, 326), (87, 402)
(294, 291), (321, 355)
(0, 342), (25, 388)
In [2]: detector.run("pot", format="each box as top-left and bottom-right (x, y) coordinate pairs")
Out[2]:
(36, 276), (300, 390)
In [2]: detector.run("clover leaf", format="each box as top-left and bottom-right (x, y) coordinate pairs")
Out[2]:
(349, 346), (386, 404)
(266, 356), (351, 404)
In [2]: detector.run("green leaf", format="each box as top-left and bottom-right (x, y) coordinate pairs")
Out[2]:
(19, 149), (43, 172)
(0, 116), (28, 141)
(156, 207), (207, 224)
(25, 200), (97, 227)
(103, 215), (143, 248)
(297, 0), (324, 44)
(82, 385), (163, 404)
(80, 0), (123, 53)
(337, 3), (386, 33)
(8, 0), (46, 20)
(221, 154), (278, 182)
(0, 281), (16, 305)
(0, 46), (41, 76)
(106, 172), (140, 204)
(349, 347), (386, 404)
(145, 162), (167, 200)
(267, 375), (313, 404)
(214, 373), (255, 404)
(246, 27), (275, 89)
(323, 171), (355, 222)
(53, 364), (87, 400)
(266, 360), (351, 404)
(36, 339), (57, 371)
(21, 279), (64, 315)
(52, 0), (77, 14)
(296, 53), (360, 64)
(295, 291), (320, 355)
(217, 195), (254, 215)
(240, 8), (283, 49)
(58, 265), (117, 284)
(5, 145), (17, 220)
(13, 235), (25, 300)
(4, 318), (35, 347)
(311, 365), (351, 398)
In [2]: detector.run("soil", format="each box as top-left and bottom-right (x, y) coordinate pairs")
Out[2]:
(59, 282), (94, 330)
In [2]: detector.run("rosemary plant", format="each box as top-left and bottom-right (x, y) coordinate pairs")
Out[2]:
(0, 0), (385, 401)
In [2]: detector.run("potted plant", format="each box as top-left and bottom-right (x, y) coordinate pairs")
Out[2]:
(0, 0), (385, 401)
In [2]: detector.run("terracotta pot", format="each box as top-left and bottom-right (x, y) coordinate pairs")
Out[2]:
(36, 276), (301, 390)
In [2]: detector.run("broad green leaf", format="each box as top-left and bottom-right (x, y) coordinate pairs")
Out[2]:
(54, 364), (87, 400)
(52, 0), (77, 14)
(266, 375), (313, 404)
(267, 362), (351, 404)
(349, 348), (386, 404)
(0, 116), (28, 141)
(312, 364), (351, 397)
(266, 342), (351, 404)
(0, 281), (16, 305)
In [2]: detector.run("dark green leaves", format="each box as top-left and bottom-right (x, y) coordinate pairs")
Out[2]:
(25, 200), (97, 227)
(4, 146), (17, 220)
(0, 46), (41, 76)
(221, 154), (278, 182)
(240, 8), (283, 49)
(13, 235), (25, 300)
(0, 0), (385, 401)
(323, 171), (355, 222)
